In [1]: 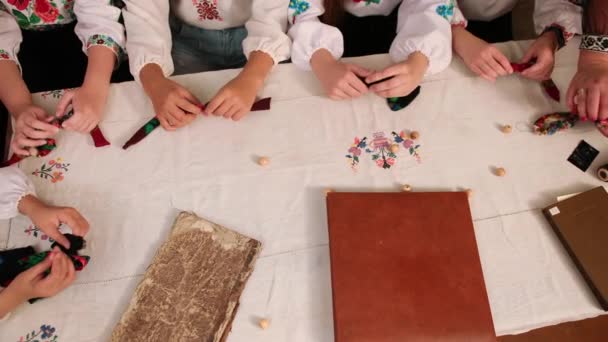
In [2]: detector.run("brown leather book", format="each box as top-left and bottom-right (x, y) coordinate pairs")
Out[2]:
(543, 186), (608, 310)
(326, 192), (496, 342)
(498, 314), (608, 342)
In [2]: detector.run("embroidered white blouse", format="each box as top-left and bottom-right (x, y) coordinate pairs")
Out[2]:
(288, 0), (464, 74)
(0, 166), (35, 220)
(122, 0), (291, 81)
(0, 0), (125, 68)
(457, 0), (582, 40)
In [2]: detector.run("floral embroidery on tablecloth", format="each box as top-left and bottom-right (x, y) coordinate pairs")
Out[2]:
(7, 0), (74, 29)
(86, 34), (124, 61)
(346, 130), (421, 172)
(40, 88), (74, 99)
(17, 324), (58, 342)
(24, 225), (55, 242)
(353, 0), (381, 5)
(436, 0), (455, 21)
(192, 0), (222, 21)
(288, 0), (310, 23)
(32, 158), (70, 183)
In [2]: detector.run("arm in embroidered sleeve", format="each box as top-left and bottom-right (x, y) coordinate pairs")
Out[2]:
(122, 0), (173, 82)
(287, 0), (343, 70)
(390, 0), (453, 74)
(0, 6), (22, 65)
(533, 0), (582, 47)
(0, 167), (36, 220)
(243, 0), (291, 64)
(73, 0), (125, 62)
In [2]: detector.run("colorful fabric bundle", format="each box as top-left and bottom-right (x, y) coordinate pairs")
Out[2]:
(52, 110), (110, 147)
(511, 61), (561, 103)
(359, 76), (421, 111)
(387, 86), (421, 111)
(123, 97), (273, 150)
(0, 234), (89, 303)
(533, 112), (608, 136)
(2, 139), (57, 167)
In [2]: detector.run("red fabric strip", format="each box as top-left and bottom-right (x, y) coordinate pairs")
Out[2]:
(90, 126), (111, 147)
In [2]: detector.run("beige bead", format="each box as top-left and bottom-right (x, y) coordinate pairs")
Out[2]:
(410, 131), (420, 140)
(259, 318), (270, 330)
(465, 189), (473, 198)
(495, 167), (506, 177)
(501, 125), (512, 134)
(324, 188), (334, 196)
(401, 184), (412, 192)
(258, 156), (270, 166)
(28, 147), (39, 157)
(390, 144), (399, 154)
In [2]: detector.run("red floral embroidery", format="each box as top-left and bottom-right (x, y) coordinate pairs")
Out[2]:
(8, 0), (30, 11)
(34, 0), (59, 23)
(192, 0), (222, 21)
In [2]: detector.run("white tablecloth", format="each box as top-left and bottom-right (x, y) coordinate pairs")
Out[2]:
(1, 38), (607, 341)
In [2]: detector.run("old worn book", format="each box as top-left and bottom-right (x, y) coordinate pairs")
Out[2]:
(498, 315), (608, 342)
(326, 192), (496, 342)
(543, 186), (608, 310)
(111, 212), (262, 342)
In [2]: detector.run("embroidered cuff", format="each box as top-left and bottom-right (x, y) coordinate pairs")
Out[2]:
(581, 34), (608, 53)
(86, 34), (125, 62)
(0, 48), (14, 62)
(542, 25), (567, 50)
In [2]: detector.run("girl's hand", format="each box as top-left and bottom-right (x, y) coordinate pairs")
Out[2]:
(18, 195), (89, 250)
(453, 26), (513, 82)
(520, 31), (558, 81)
(11, 105), (59, 156)
(56, 86), (108, 133)
(311, 49), (371, 100)
(206, 74), (260, 121)
(365, 52), (429, 98)
(7, 248), (76, 301)
(140, 64), (202, 131)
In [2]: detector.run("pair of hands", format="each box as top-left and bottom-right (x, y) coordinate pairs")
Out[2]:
(1, 195), (90, 306)
(3, 247), (76, 305)
(455, 27), (558, 82)
(310, 49), (429, 100)
(11, 86), (108, 156)
(141, 65), (261, 131)
(567, 50), (608, 129)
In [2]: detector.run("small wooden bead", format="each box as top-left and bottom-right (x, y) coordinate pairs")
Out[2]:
(28, 147), (39, 157)
(390, 144), (399, 154)
(401, 184), (412, 192)
(495, 167), (506, 177)
(258, 156), (270, 166)
(501, 125), (512, 134)
(259, 318), (270, 330)
(410, 131), (420, 140)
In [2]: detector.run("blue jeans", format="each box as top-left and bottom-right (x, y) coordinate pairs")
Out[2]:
(170, 17), (247, 75)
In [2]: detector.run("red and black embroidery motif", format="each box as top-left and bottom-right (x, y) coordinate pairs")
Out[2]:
(192, 0), (222, 21)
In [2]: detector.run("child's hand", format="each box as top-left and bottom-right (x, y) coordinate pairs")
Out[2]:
(453, 26), (513, 82)
(55, 86), (107, 133)
(8, 248), (76, 301)
(11, 105), (59, 156)
(18, 195), (89, 249)
(520, 31), (558, 81)
(139, 64), (202, 131)
(365, 52), (429, 98)
(311, 49), (371, 100)
(206, 74), (261, 121)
